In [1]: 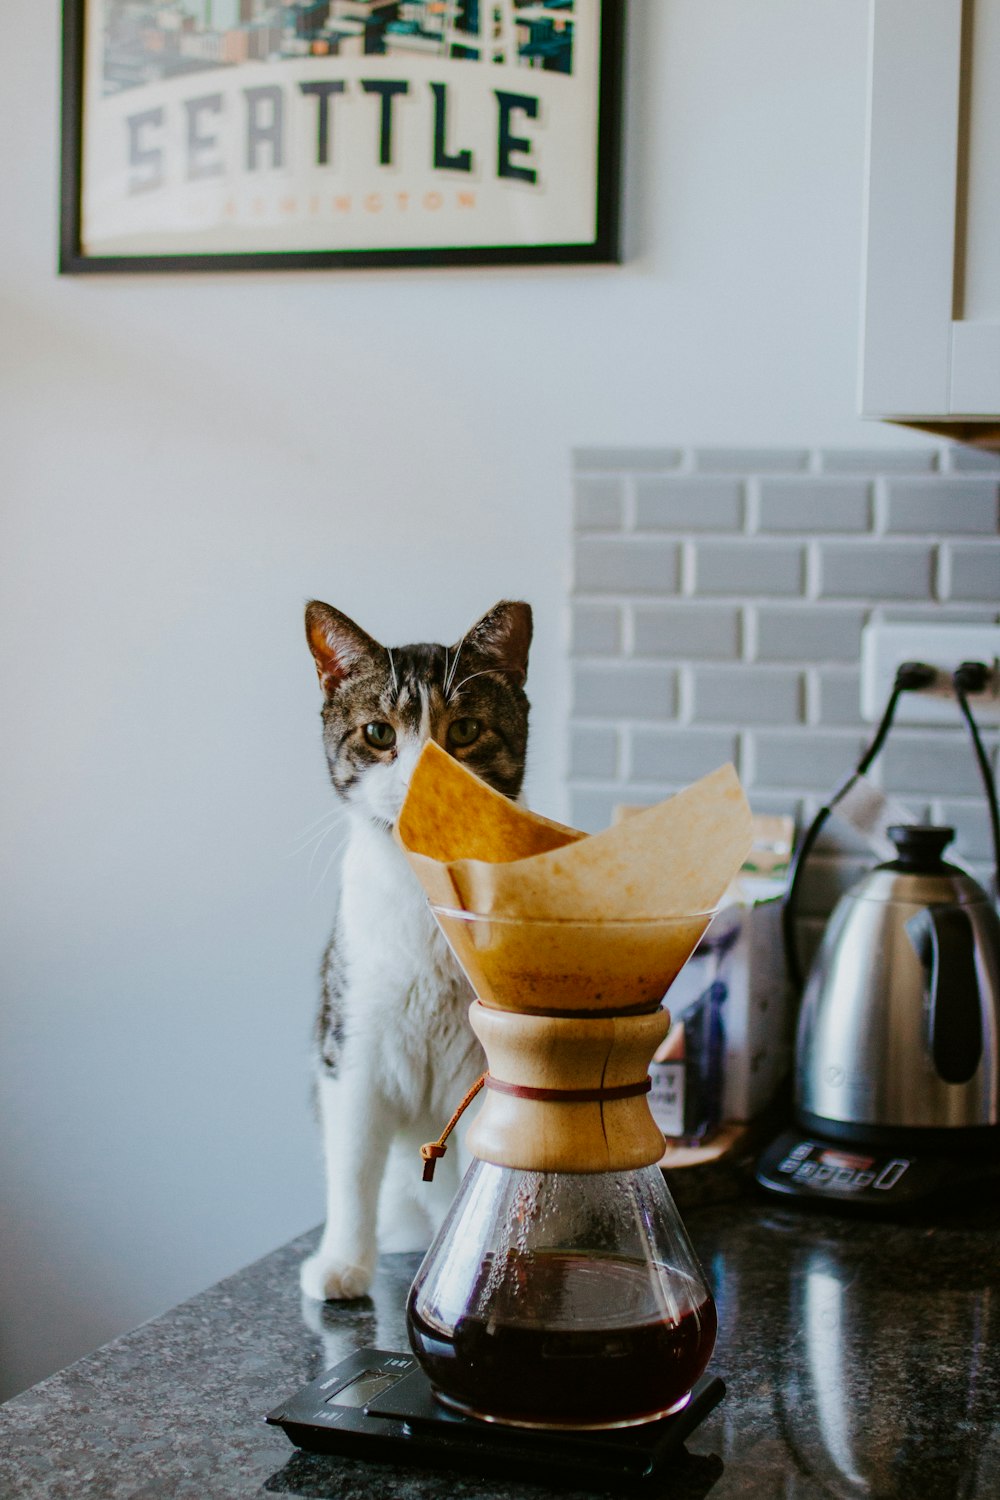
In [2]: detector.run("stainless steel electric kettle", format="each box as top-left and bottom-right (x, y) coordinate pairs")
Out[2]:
(795, 824), (1000, 1146)
(759, 662), (1000, 1203)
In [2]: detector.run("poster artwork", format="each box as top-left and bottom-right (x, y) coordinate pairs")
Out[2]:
(77, 2), (606, 260)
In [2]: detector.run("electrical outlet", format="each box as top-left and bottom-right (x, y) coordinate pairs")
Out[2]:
(860, 622), (1000, 725)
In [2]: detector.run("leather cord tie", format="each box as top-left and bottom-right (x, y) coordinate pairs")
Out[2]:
(420, 1073), (487, 1182)
(420, 1074), (651, 1181)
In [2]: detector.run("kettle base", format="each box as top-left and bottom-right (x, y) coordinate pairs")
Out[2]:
(796, 1110), (1000, 1155)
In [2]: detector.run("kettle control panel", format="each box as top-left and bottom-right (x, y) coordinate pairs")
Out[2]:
(775, 1139), (909, 1193)
(756, 1131), (949, 1205)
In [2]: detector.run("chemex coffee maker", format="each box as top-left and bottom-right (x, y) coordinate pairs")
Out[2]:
(397, 746), (754, 1433)
(269, 748), (754, 1485)
(758, 660), (1000, 1206)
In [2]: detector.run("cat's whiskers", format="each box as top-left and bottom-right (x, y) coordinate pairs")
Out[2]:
(287, 824), (341, 861)
(449, 667), (514, 698)
(293, 805), (342, 839)
(387, 647), (400, 697)
(286, 809), (343, 859)
(444, 639), (465, 700)
(312, 829), (352, 900)
(307, 819), (350, 878)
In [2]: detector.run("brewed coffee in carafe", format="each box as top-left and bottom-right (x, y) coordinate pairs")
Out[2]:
(408, 1161), (718, 1429)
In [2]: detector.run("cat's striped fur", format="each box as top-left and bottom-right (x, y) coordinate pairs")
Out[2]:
(299, 600), (531, 1301)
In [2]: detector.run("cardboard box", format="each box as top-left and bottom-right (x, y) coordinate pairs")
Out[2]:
(657, 886), (792, 1126)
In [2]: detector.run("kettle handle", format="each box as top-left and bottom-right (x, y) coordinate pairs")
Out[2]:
(905, 907), (983, 1085)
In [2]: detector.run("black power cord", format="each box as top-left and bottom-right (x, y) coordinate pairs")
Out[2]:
(952, 660), (1000, 902)
(783, 656), (1000, 993)
(781, 659), (936, 993)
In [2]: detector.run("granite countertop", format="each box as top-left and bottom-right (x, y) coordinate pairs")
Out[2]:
(1, 1183), (998, 1500)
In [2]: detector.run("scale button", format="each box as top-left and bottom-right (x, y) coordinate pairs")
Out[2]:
(854, 1171), (875, 1188)
(812, 1164), (834, 1184)
(874, 1159), (909, 1191)
(778, 1157), (799, 1173)
(794, 1162), (816, 1180)
(834, 1168), (855, 1188)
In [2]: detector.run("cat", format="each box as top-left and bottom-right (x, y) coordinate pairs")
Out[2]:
(298, 598), (533, 1301)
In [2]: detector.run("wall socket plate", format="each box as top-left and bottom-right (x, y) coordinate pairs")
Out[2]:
(860, 622), (1000, 725)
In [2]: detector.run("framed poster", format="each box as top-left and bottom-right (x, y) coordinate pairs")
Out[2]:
(59, 2), (624, 274)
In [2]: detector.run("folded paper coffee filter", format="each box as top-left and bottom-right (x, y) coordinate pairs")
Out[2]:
(395, 742), (753, 1014)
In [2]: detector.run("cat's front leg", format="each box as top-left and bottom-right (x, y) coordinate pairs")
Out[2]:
(300, 1064), (396, 1301)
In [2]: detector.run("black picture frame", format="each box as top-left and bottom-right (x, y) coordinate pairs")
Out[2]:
(59, 2), (624, 275)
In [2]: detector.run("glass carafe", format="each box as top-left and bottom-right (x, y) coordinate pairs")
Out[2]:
(406, 909), (720, 1430)
(407, 1160), (717, 1430)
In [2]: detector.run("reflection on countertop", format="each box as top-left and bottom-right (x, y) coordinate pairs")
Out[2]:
(1, 1186), (998, 1500)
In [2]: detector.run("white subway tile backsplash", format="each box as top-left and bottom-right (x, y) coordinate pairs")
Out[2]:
(632, 603), (742, 659)
(694, 541), (805, 597)
(817, 542), (936, 600)
(569, 443), (999, 925)
(573, 447), (683, 473)
(693, 448), (810, 473)
(943, 446), (1000, 472)
(877, 603), (1000, 624)
(572, 663), (679, 721)
(575, 537), (681, 594)
(943, 543), (1000, 602)
(880, 734), (994, 798)
(814, 667), (864, 726)
(883, 479), (999, 536)
(755, 604), (866, 662)
(628, 728), (739, 784)
(569, 726), (620, 779)
(757, 479), (871, 533)
(569, 787), (625, 833)
(634, 477), (744, 532)
(691, 666), (804, 726)
(574, 475), (625, 530)
(571, 603), (623, 655)
(750, 731), (867, 791)
(818, 448), (939, 473)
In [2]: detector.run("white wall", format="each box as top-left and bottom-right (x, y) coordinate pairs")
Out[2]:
(0, 0), (934, 1400)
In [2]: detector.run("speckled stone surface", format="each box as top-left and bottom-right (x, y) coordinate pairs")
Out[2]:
(2, 1187), (998, 1499)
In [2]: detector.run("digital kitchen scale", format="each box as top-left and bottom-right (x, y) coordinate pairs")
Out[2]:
(266, 1347), (725, 1490)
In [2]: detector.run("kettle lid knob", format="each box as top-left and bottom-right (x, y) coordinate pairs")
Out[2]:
(887, 823), (955, 871)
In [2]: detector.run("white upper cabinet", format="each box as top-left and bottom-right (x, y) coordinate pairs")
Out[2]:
(860, 0), (1000, 429)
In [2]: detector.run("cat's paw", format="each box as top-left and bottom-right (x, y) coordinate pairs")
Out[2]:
(299, 1249), (372, 1302)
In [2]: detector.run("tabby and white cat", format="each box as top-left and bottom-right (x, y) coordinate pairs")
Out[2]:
(299, 598), (533, 1301)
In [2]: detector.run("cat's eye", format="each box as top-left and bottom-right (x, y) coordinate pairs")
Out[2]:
(448, 718), (482, 748)
(363, 721), (396, 749)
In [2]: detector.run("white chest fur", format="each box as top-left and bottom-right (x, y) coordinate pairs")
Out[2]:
(300, 816), (482, 1302)
(337, 818), (477, 1117)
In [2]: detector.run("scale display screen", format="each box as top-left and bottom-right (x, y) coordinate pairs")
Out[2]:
(327, 1369), (401, 1408)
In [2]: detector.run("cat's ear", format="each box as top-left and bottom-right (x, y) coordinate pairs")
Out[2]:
(305, 601), (382, 695)
(460, 600), (533, 685)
